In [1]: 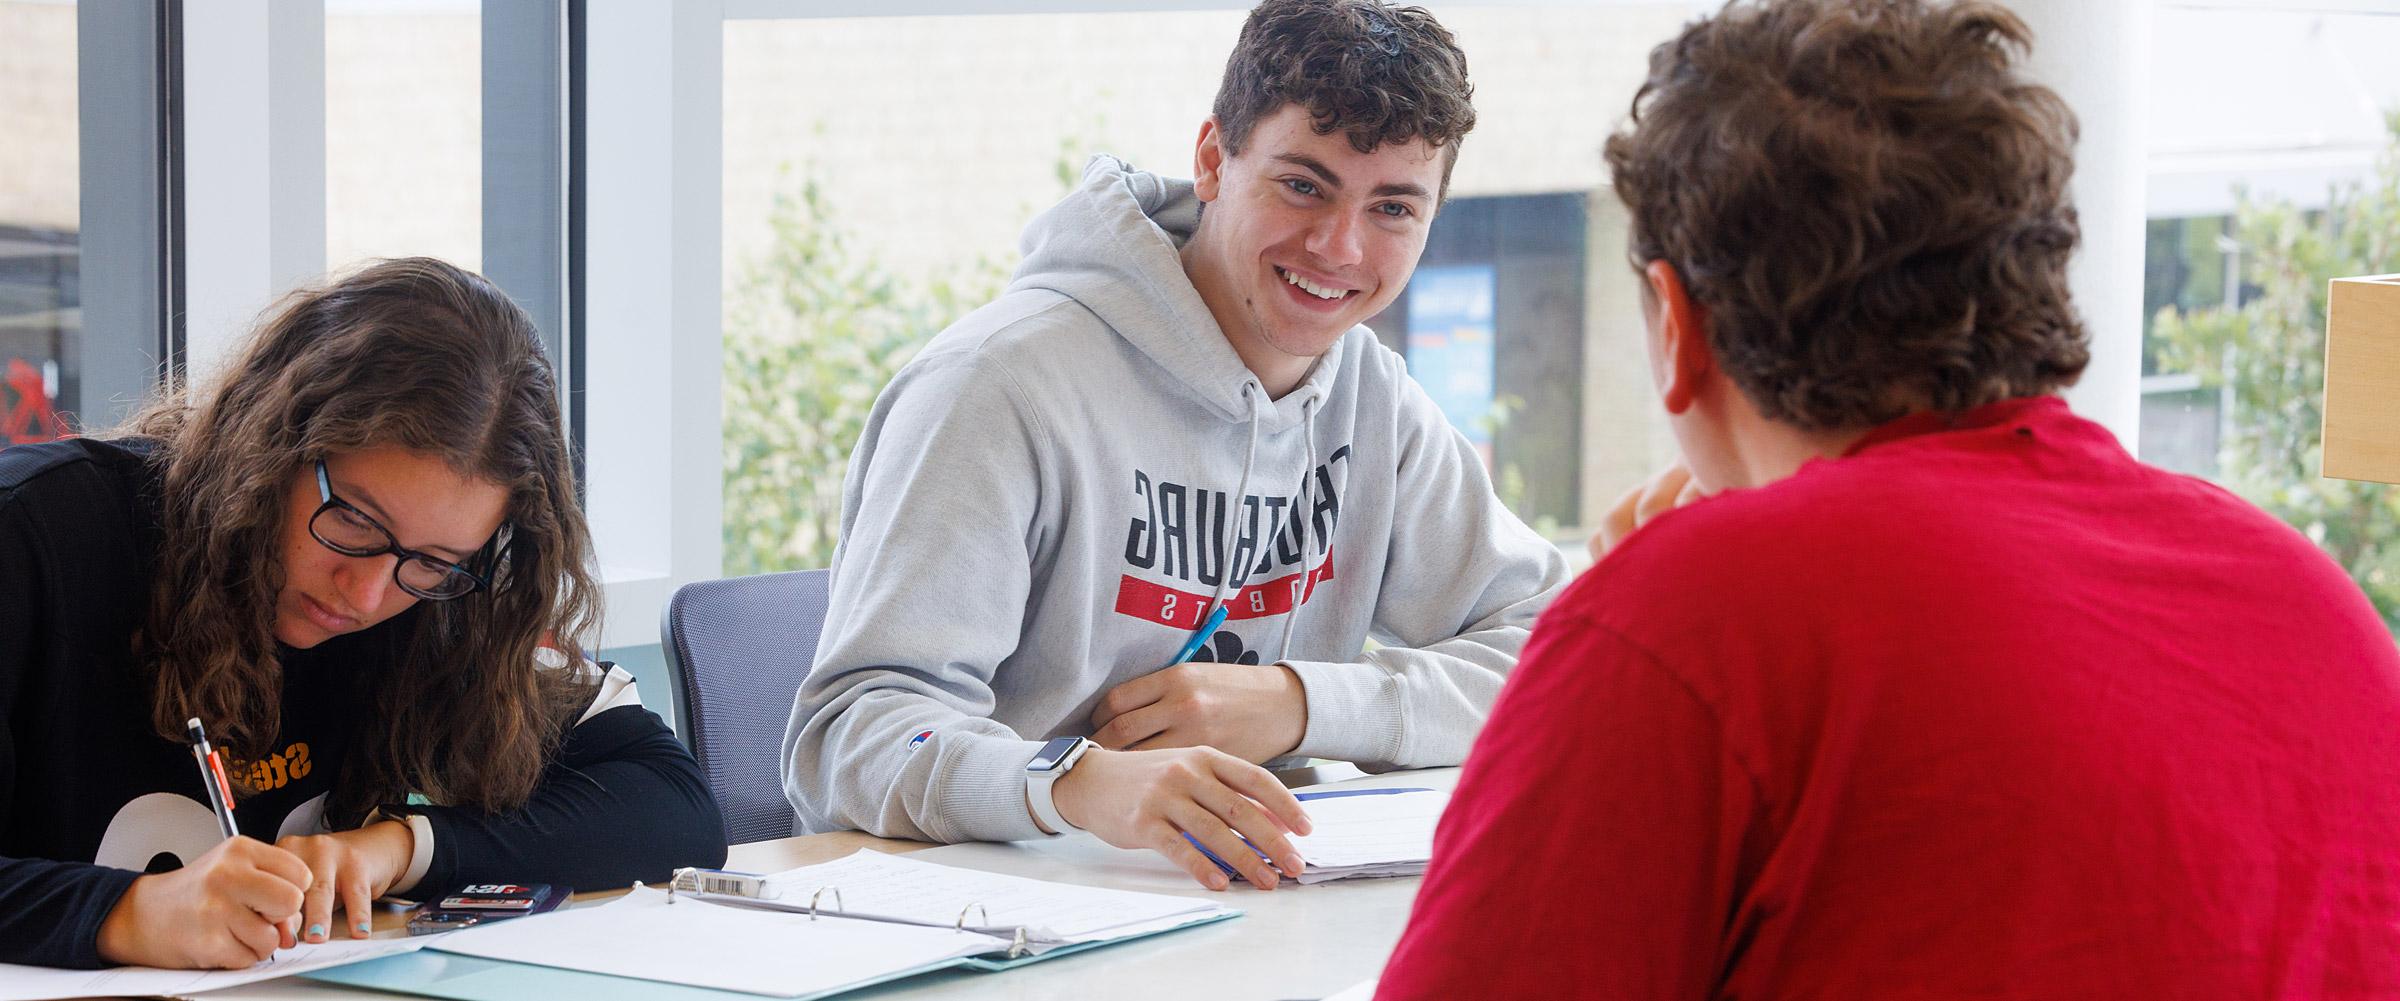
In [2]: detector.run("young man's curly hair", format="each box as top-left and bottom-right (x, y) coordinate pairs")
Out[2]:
(1604, 0), (2090, 431)
(1212, 0), (1476, 198)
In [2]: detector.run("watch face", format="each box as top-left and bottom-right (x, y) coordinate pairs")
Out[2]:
(1028, 737), (1083, 772)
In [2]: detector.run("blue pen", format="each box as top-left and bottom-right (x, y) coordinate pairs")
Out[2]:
(1162, 604), (1244, 878)
(1163, 604), (1231, 667)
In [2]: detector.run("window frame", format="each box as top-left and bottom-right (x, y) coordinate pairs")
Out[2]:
(76, 0), (184, 426)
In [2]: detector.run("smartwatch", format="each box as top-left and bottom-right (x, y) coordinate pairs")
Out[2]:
(1024, 736), (1095, 834)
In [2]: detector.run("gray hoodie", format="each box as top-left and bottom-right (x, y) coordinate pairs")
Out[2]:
(782, 156), (1569, 843)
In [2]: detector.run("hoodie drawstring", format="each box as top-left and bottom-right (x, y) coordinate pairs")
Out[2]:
(1277, 394), (1320, 661)
(1193, 385), (1322, 668)
(1199, 383), (1266, 646)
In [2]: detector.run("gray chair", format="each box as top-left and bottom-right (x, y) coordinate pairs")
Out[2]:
(659, 569), (831, 845)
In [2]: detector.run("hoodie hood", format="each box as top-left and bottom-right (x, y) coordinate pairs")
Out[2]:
(1007, 155), (1342, 431)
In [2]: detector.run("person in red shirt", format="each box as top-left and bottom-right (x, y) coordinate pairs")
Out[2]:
(1376, 1), (2400, 998)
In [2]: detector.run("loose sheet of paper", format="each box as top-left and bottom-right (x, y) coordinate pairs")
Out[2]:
(758, 849), (1233, 943)
(1287, 790), (1448, 882)
(0, 934), (437, 1001)
(430, 884), (1006, 997)
(1322, 977), (1380, 1001)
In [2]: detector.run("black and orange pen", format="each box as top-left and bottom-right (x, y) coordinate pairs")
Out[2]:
(185, 717), (241, 840)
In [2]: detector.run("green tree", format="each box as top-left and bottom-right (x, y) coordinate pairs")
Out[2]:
(2150, 114), (2400, 630)
(721, 165), (1010, 576)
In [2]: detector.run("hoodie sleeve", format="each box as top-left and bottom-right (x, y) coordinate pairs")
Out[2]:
(396, 665), (727, 897)
(1282, 374), (1570, 769)
(783, 354), (1055, 844)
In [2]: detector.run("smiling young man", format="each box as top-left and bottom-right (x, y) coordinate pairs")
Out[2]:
(784, 0), (1566, 888)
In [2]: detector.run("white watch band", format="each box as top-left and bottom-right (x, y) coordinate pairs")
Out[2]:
(369, 808), (436, 897)
(1026, 738), (1093, 834)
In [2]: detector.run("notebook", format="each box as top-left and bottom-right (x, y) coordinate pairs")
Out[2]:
(1191, 787), (1448, 885)
(1284, 787), (1447, 884)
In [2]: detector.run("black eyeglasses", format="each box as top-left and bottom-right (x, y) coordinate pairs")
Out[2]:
(308, 459), (495, 601)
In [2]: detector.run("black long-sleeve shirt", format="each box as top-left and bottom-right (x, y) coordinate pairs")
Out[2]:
(0, 438), (727, 968)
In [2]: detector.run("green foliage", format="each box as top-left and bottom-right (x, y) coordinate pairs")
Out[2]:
(721, 165), (1010, 575)
(1476, 392), (1562, 537)
(2150, 114), (2400, 630)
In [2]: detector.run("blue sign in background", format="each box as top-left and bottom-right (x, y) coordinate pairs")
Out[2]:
(1405, 264), (1499, 447)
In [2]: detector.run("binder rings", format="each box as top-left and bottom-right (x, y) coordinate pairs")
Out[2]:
(660, 849), (1238, 953)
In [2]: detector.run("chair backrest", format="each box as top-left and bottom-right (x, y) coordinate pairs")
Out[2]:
(659, 568), (831, 845)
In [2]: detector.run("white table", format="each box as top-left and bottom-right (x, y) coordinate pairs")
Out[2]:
(188, 766), (1455, 1001)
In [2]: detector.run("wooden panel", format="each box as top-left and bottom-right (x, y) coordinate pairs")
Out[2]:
(2324, 274), (2400, 485)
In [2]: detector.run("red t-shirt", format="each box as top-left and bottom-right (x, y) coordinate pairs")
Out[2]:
(1379, 396), (2400, 1000)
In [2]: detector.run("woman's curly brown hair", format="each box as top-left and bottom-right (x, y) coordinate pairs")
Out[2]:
(1604, 0), (2090, 430)
(123, 257), (598, 827)
(1212, 0), (1476, 198)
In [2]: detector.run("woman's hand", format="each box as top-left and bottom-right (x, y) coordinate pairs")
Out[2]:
(94, 836), (311, 969)
(276, 820), (416, 943)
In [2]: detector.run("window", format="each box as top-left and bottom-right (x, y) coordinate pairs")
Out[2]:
(0, 1), (80, 443)
(1364, 193), (1590, 533)
(2141, 1), (2400, 629)
(325, 0), (482, 272)
(2137, 215), (2236, 478)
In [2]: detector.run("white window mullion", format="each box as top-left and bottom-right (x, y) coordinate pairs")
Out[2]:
(585, 0), (724, 650)
(181, 0), (325, 383)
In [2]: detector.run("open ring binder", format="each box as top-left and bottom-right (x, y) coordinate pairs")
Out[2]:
(310, 851), (1244, 999)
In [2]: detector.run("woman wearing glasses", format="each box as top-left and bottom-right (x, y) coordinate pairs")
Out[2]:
(0, 258), (726, 970)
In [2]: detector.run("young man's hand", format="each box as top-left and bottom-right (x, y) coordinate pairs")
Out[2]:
(95, 836), (312, 969)
(1089, 661), (1308, 763)
(274, 821), (415, 944)
(1592, 461), (1704, 561)
(1047, 746), (1313, 890)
